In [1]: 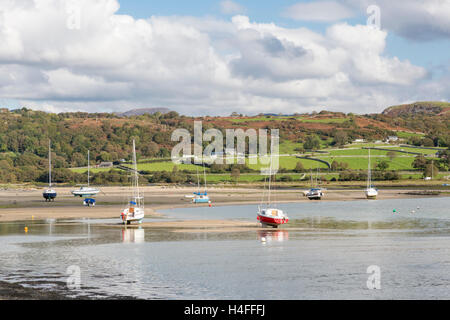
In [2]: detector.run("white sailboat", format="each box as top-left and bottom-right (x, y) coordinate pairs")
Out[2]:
(121, 140), (145, 225)
(192, 163), (210, 204)
(365, 148), (378, 199)
(72, 150), (100, 197)
(306, 168), (324, 200)
(43, 140), (57, 202)
(257, 157), (289, 228)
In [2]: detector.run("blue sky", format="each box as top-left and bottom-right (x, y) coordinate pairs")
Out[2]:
(116, 0), (449, 70)
(0, 0), (448, 115)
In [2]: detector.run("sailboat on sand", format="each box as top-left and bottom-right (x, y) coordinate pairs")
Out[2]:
(71, 150), (100, 198)
(365, 148), (378, 199)
(192, 163), (210, 204)
(43, 140), (57, 202)
(257, 157), (289, 228)
(121, 140), (145, 225)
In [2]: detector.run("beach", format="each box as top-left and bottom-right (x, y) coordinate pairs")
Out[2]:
(0, 185), (447, 225)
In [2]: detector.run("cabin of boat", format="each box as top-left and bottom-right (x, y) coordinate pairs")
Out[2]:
(192, 192), (210, 203)
(365, 187), (378, 199)
(121, 200), (145, 224)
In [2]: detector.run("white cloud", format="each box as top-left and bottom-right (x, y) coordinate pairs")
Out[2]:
(344, 0), (450, 41)
(0, 0), (446, 116)
(283, 1), (355, 22)
(220, 0), (246, 15)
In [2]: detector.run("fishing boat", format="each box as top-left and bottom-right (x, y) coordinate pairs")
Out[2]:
(365, 148), (378, 199)
(72, 150), (100, 197)
(121, 140), (145, 225)
(306, 168), (324, 200)
(257, 159), (289, 228)
(43, 140), (57, 202)
(192, 164), (210, 204)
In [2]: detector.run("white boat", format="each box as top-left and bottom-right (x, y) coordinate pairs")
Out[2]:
(121, 140), (145, 225)
(257, 157), (289, 228)
(72, 150), (100, 197)
(192, 164), (210, 204)
(365, 148), (378, 199)
(305, 168), (324, 200)
(43, 140), (57, 202)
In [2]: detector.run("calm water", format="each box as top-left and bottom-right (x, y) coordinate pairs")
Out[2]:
(0, 197), (449, 299)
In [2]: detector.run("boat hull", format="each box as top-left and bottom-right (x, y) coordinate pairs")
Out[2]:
(121, 207), (145, 224)
(365, 188), (378, 199)
(43, 192), (57, 201)
(257, 208), (289, 228)
(257, 215), (289, 227)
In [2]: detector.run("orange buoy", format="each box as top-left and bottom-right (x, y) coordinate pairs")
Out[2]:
(24, 227), (28, 233)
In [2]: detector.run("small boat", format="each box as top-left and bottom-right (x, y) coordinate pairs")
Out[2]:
(121, 140), (145, 225)
(43, 140), (57, 202)
(257, 158), (288, 228)
(72, 150), (100, 197)
(306, 168), (323, 200)
(306, 188), (324, 200)
(365, 148), (378, 199)
(192, 164), (210, 204)
(83, 198), (96, 206)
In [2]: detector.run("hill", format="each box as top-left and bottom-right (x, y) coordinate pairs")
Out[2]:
(119, 108), (172, 117)
(382, 101), (450, 117)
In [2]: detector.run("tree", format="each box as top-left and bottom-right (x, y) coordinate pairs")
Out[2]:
(303, 135), (321, 150)
(231, 168), (240, 184)
(387, 151), (397, 161)
(376, 160), (389, 171)
(294, 161), (305, 173)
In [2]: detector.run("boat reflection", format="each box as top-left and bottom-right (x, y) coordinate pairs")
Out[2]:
(121, 228), (145, 243)
(257, 229), (289, 243)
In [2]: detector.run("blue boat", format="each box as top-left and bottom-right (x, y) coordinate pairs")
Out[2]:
(192, 192), (210, 203)
(83, 198), (96, 206)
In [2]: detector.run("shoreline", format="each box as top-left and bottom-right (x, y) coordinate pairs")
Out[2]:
(0, 186), (448, 223)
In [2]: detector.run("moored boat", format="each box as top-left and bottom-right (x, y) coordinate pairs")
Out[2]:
(43, 140), (57, 202)
(72, 150), (100, 197)
(121, 140), (145, 225)
(365, 148), (378, 199)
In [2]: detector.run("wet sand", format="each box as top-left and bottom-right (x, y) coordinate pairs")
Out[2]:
(0, 185), (447, 225)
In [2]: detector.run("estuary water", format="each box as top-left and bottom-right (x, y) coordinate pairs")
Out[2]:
(0, 197), (449, 299)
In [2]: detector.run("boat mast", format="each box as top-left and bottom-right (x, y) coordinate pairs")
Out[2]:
(87, 150), (90, 187)
(267, 154), (272, 206)
(367, 148), (371, 189)
(48, 140), (52, 188)
(203, 163), (207, 193)
(132, 139), (140, 206)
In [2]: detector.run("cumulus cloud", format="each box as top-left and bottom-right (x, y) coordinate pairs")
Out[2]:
(220, 0), (246, 15)
(282, 1), (355, 22)
(0, 0), (446, 116)
(341, 0), (450, 41)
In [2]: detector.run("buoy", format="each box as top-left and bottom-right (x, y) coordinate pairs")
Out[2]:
(24, 227), (28, 233)
(31, 215), (34, 220)
(393, 209), (396, 213)
(261, 237), (266, 242)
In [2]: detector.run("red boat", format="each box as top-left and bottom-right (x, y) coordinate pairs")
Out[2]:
(257, 208), (289, 228)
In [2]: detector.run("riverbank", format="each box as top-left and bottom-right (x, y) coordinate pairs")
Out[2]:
(0, 185), (448, 222)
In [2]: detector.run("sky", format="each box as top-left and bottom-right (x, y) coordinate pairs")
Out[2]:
(0, 0), (449, 116)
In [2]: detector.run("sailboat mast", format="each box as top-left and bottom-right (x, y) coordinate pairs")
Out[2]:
(203, 164), (207, 193)
(132, 139), (140, 206)
(267, 155), (272, 206)
(367, 148), (371, 188)
(87, 150), (90, 187)
(48, 140), (52, 188)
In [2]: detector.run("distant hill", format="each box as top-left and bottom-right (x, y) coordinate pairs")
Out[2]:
(119, 108), (172, 117)
(382, 101), (450, 117)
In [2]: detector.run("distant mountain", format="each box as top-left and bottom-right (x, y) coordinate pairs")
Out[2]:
(382, 101), (450, 117)
(119, 108), (172, 117)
